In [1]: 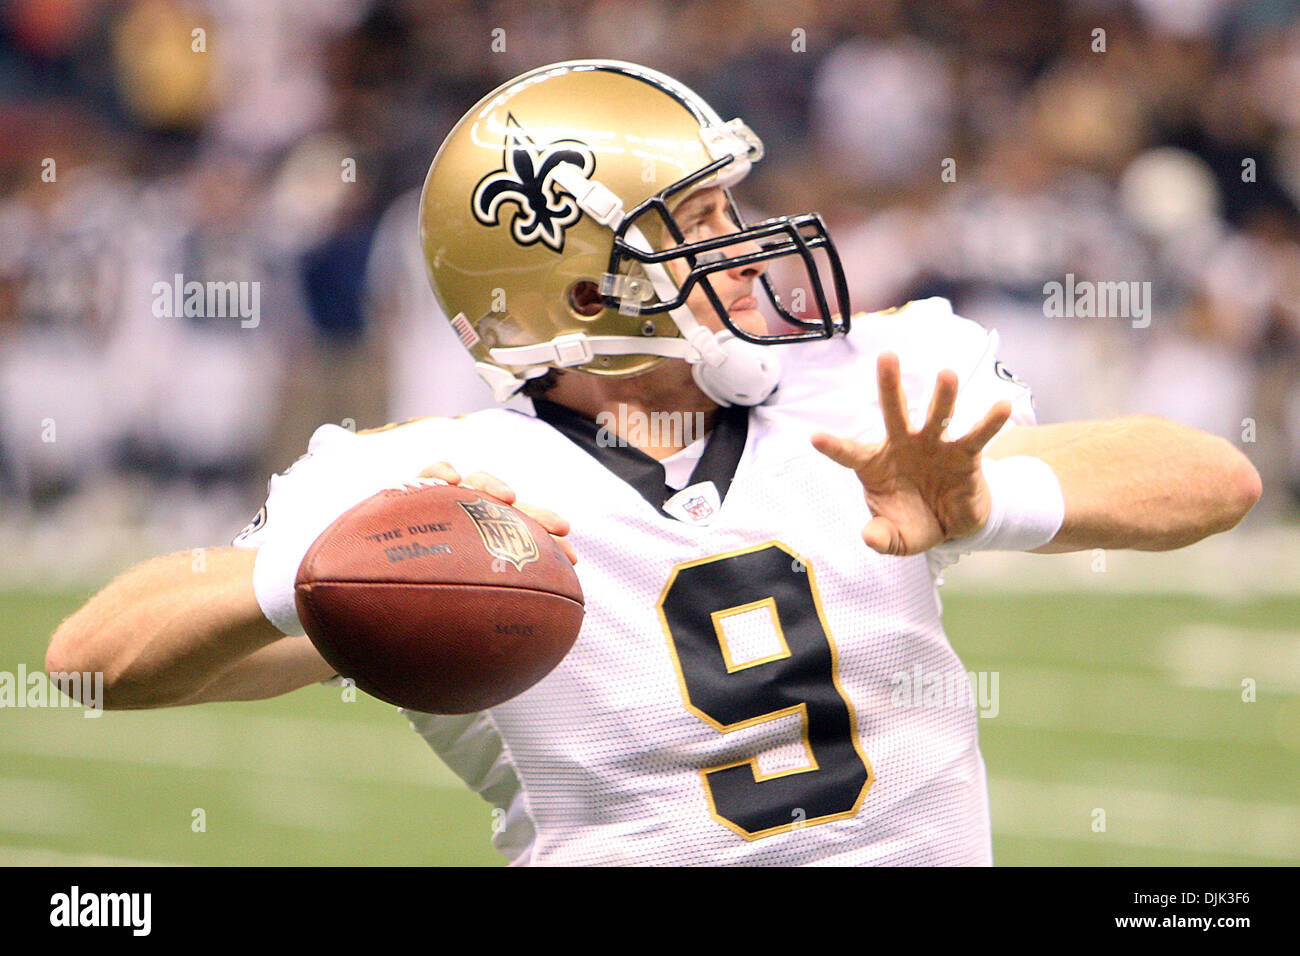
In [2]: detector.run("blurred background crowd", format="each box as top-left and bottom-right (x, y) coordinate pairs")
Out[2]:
(2, 0), (1298, 576)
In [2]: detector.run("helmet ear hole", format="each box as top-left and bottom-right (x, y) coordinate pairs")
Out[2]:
(568, 280), (604, 318)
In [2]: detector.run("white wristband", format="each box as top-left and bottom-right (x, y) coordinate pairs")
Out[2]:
(941, 455), (1065, 556)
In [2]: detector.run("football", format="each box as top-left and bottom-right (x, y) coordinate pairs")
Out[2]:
(294, 481), (585, 714)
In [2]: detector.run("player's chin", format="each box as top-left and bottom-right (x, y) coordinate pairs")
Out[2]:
(722, 307), (771, 339)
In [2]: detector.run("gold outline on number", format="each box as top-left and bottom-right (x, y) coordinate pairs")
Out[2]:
(712, 597), (790, 673)
(655, 539), (875, 842)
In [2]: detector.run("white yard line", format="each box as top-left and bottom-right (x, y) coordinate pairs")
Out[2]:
(942, 524), (1300, 597)
(0, 774), (96, 836)
(989, 775), (1300, 862)
(0, 843), (184, 867)
(973, 663), (1285, 744)
(0, 709), (467, 789)
(1161, 623), (1300, 692)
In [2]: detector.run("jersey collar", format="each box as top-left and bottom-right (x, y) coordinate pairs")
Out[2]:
(530, 398), (749, 516)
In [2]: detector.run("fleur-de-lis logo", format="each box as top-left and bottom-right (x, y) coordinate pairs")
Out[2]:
(471, 114), (596, 253)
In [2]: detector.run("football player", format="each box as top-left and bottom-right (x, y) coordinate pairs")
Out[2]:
(47, 60), (1261, 865)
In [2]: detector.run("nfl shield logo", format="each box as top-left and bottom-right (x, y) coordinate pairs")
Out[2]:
(663, 481), (721, 526)
(458, 498), (541, 571)
(682, 495), (714, 521)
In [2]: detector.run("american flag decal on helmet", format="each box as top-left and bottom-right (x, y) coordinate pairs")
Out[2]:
(450, 313), (481, 349)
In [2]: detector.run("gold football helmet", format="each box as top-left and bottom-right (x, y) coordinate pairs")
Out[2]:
(419, 59), (850, 405)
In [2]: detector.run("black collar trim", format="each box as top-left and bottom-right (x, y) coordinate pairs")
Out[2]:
(531, 399), (749, 514)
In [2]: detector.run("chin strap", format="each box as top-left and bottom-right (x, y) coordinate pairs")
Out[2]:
(483, 324), (781, 407)
(689, 330), (782, 407)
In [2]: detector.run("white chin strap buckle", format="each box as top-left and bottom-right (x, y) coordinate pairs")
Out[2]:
(685, 325), (726, 366)
(689, 330), (782, 407)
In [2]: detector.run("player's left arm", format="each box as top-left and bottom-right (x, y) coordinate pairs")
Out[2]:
(982, 415), (1262, 553)
(813, 352), (1262, 557)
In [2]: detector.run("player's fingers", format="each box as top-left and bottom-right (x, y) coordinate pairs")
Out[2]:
(418, 461), (461, 484)
(514, 502), (579, 566)
(862, 516), (905, 556)
(513, 502), (570, 538)
(922, 369), (959, 439)
(810, 432), (874, 470)
(876, 352), (912, 438)
(461, 471), (517, 504)
(553, 536), (579, 566)
(956, 400), (1013, 456)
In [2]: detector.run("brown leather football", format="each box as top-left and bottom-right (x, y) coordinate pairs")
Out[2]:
(295, 482), (584, 714)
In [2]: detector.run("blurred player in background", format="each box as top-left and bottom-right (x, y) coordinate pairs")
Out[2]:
(46, 60), (1260, 865)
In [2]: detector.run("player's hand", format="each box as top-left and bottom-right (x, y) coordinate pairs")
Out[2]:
(811, 353), (1012, 557)
(418, 462), (578, 565)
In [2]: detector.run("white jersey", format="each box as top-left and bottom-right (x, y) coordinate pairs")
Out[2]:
(235, 297), (1036, 866)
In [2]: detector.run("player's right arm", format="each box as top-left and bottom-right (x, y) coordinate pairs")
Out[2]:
(44, 420), (376, 709)
(45, 547), (336, 709)
(45, 456), (573, 710)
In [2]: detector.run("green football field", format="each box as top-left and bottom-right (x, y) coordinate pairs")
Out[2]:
(3, 585), (1298, 866)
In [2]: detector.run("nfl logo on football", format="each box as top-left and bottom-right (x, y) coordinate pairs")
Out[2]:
(458, 498), (540, 571)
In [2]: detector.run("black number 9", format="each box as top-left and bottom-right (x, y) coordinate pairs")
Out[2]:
(657, 542), (873, 839)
